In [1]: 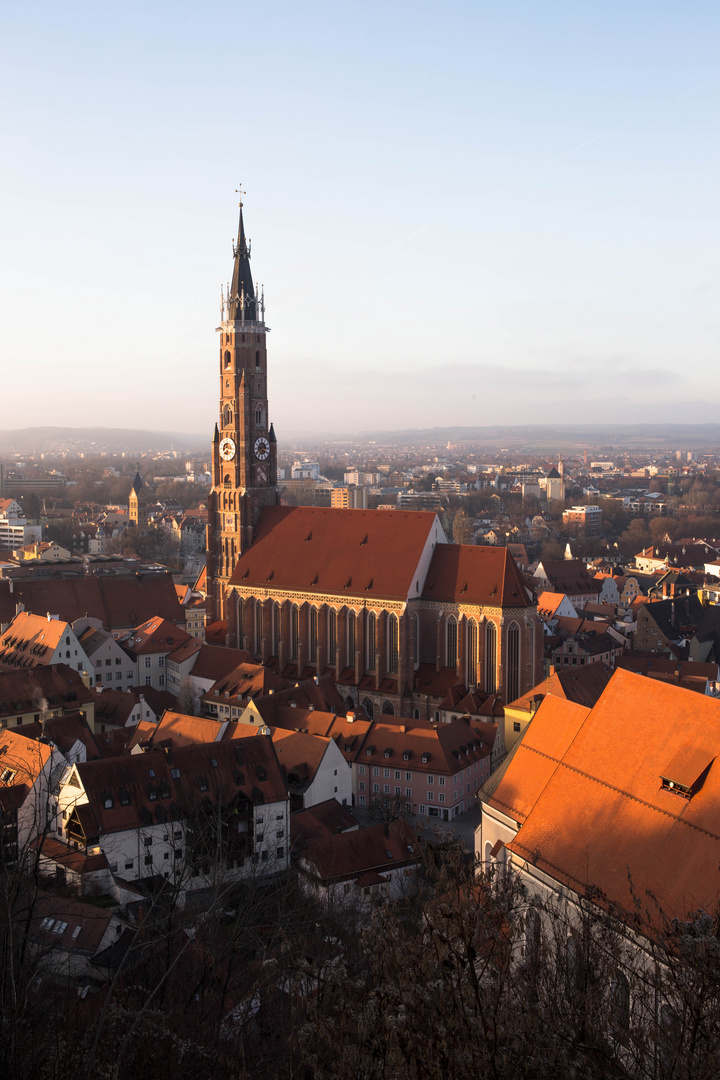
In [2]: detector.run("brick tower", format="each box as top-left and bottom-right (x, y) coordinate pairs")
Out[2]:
(206, 196), (279, 623)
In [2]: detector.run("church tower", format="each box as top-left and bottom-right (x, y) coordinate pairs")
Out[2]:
(128, 471), (148, 535)
(206, 196), (279, 624)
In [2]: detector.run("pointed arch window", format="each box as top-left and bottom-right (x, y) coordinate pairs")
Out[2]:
(255, 405), (265, 428)
(255, 601), (263, 655)
(388, 614), (399, 674)
(466, 619), (478, 682)
(366, 612), (376, 671)
(308, 606), (318, 657)
(485, 621), (497, 694)
(290, 605), (299, 660)
(224, 351), (232, 369)
(506, 621), (521, 704)
(328, 608), (337, 660)
(347, 610), (356, 667)
(273, 602), (281, 657)
(446, 615), (458, 669)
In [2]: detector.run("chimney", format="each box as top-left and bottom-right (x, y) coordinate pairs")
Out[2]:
(313, 675), (319, 685)
(346, 711), (355, 723)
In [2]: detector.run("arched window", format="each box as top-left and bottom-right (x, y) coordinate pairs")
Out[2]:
(506, 621), (520, 704)
(527, 618), (535, 687)
(446, 615), (458, 669)
(223, 474), (231, 488)
(223, 404), (233, 427)
(273, 602), (281, 657)
(347, 610), (356, 667)
(412, 612), (420, 666)
(362, 697), (374, 720)
(328, 608), (337, 659)
(290, 605), (299, 660)
(466, 619), (478, 683)
(254, 349), (260, 369)
(381, 700), (394, 715)
(388, 614), (399, 674)
(255, 602), (263, 654)
(224, 351), (231, 368)
(308, 606), (318, 657)
(255, 404), (265, 428)
(485, 621), (497, 693)
(413, 707), (420, 719)
(366, 612), (376, 670)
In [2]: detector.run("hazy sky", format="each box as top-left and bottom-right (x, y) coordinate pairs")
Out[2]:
(2, 2), (719, 439)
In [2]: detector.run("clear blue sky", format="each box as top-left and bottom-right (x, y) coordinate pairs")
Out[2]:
(2, 1), (718, 437)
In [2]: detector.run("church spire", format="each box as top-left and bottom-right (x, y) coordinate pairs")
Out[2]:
(228, 190), (256, 323)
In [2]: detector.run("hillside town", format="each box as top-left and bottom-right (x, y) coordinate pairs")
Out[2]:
(3, 206), (720, 1077)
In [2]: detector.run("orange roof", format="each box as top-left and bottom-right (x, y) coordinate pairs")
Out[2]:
(0, 611), (72, 667)
(535, 591), (570, 616)
(120, 616), (191, 656)
(488, 668), (720, 922)
(139, 710), (226, 749)
(0, 728), (53, 792)
(422, 544), (531, 607)
(229, 505), (441, 601)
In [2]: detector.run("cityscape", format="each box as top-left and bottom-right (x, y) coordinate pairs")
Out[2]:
(3, 2), (720, 1079)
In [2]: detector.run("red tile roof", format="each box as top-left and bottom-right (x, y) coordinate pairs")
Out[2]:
(422, 544), (531, 607)
(229, 505), (441, 601)
(487, 668), (720, 923)
(301, 818), (419, 884)
(290, 799), (358, 848)
(0, 574), (184, 632)
(120, 616), (191, 657)
(73, 736), (287, 835)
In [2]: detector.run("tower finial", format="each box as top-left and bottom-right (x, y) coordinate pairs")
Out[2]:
(235, 182), (245, 207)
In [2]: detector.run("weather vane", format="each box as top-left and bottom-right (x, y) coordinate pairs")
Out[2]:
(235, 182), (245, 206)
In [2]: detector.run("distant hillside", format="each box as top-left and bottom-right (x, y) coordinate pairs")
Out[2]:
(0, 428), (208, 456)
(354, 423), (720, 451)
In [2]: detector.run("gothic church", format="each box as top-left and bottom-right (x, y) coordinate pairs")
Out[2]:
(207, 201), (541, 718)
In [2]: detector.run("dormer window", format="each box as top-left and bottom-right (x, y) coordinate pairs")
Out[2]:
(103, 794), (113, 809)
(384, 749), (392, 759)
(366, 746), (375, 756)
(661, 748), (714, 800)
(421, 754), (429, 764)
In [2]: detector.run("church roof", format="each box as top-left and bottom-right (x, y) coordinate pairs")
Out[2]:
(422, 544), (531, 607)
(131, 472), (143, 496)
(229, 506), (441, 602)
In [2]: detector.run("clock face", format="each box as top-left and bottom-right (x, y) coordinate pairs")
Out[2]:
(254, 436), (270, 461)
(219, 437), (236, 461)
